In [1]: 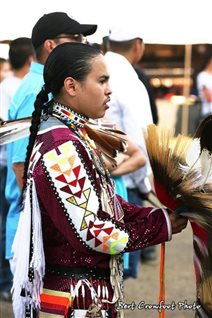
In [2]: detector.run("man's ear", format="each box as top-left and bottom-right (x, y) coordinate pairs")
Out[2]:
(43, 40), (56, 53)
(133, 39), (144, 62)
(26, 56), (34, 67)
(133, 39), (141, 52)
(64, 77), (77, 96)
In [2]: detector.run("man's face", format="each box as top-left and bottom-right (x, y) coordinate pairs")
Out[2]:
(0, 61), (12, 82)
(42, 34), (85, 59)
(53, 33), (85, 47)
(74, 55), (112, 119)
(135, 39), (145, 63)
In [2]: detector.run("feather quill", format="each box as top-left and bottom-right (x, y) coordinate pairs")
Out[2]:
(185, 138), (201, 171)
(0, 117), (31, 145)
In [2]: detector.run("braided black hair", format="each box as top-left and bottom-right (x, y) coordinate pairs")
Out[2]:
(23, 42), (101, 185)
(23, 86), (49, 183)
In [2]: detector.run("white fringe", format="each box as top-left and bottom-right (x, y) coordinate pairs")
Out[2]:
(12, 178), (45, 318)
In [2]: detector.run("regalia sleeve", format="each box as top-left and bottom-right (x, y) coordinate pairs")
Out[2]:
(36, 139), (130, 255)
(116, 194), (172, 251)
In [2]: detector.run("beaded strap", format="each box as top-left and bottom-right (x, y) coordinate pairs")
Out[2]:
(52, 103), (87, 128)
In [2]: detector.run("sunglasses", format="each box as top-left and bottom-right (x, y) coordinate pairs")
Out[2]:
(54, 34), (84, 42)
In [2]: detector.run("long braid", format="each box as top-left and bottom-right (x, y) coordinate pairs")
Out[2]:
(23, 86), (49, 184)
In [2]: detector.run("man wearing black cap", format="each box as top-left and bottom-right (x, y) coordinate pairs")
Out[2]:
(5, 13), (97, 316)
(31, 12), (97, 63)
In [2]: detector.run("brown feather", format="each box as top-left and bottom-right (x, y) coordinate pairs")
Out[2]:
(84, 123), (127, 159)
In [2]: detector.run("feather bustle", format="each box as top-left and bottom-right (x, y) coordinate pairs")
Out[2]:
(145, 124), (212, 313)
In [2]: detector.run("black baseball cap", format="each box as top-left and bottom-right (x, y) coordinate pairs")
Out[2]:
(31, 12), (97, 49)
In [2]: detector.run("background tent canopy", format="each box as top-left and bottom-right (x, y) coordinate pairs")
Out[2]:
(0, 0), (212, 45)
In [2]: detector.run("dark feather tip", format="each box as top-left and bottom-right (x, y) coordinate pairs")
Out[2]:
(199, 118), (212, 152)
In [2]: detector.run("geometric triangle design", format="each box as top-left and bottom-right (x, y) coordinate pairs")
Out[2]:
(109, 237), (128, 254)
(86, 220), (108, 242)
(80, 209), (94, 231)
(56, 174), (68, 183)
(69, 172), (86, 198)
(61, 185), (73, 195)
(80, 219), (88, 231)
(78, 177), (86, 191)
(84, 210), (93, 217)
(102, 244), (109, 252)
(95, 237), (102, 247)
(66, 196), (78, 205)
(84, 188), (91, 200)
(102, 227), (114, 235)
(81, 188), (91, 205)
(73, 166), (80, 179)
(90, 222), (104, 229)
(69, 179), (78, 187)
(51, 163), (62, 173)
(73, 189), (83, 198)
(94, 229), (102, 237)
(87, 227), (95, 241)
(49, 153), (76, 175)
(65, 155), (75, 176)
(63, 168), (73, 176)
(102, 232), (119, 252)
(65, 187), (94, 231)
(78, 188), (94, 231)
(103, 232), (119, 245)
(45, 151), (58, 163)
(79, 202), (88, 210)
(28, 142), (43, 172)
(66, 187), (90, 208)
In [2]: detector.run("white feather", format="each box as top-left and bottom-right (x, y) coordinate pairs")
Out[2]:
(12, 182), (32, 318)
(12, 179), (45, 317)
(200, 149), (212, 183)
(185, 138), (201, 169)
(0, 118), (31, 145)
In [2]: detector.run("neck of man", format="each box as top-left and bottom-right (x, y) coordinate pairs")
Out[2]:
(13, 64), (31, 79)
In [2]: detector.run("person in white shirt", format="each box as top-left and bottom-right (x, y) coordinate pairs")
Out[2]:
(104, 26), (156, 278)
(0, 58), (11, 83)
(196, 52), (212, 120)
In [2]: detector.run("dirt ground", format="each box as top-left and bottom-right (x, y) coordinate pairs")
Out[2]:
(124, 224), (196, 318)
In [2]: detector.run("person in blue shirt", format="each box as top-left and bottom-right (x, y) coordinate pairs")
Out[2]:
(0, 38), (35, 302)
(5, 12), (97, 291)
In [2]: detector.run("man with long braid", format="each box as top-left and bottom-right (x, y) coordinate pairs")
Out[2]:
(12, 42), (188, 318)
(5, 13), (97, 315)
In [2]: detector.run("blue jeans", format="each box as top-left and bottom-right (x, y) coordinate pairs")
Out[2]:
(124, 188), (143, 279)
(0, 166), (12, 292)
